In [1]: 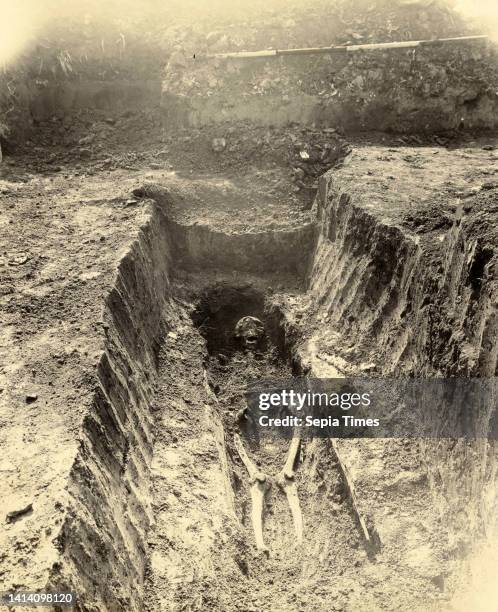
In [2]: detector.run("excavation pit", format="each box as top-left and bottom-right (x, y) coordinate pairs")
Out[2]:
(1, 139), (496, 611)
(191, 284), (288, 358)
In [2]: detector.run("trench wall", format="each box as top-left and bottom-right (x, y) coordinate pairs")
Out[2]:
(45, 205), (172, 609)
(310, 173), (498, 378)
(0, 77), (161, 150)
(4, 36), (497, 150)
(28, 80), (161, 122)
(168, 218), (317, 279)
(308, 171), (498, 557)
(163, 39), (498, 133)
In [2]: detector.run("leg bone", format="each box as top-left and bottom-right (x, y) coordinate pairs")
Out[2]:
(233, 434), (266, 484)
(249, 480), (268, 553)
(277, 437), (303, 543)
(234, 434), (269, 552)
(281, 478), (303, 543)
(280, 436), (301, 480)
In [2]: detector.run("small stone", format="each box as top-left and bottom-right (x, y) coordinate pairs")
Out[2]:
(212, 137), (226, 152)
(359, 362), (376, 372)
(9, 253), (30, 265)
(25, 393), (38, 404)
(132, 186), (146, 198)
(6, 503), (33, 523)
(387, 470), (426, 490)
(78, 134), (95, 146)
(480, 181), (498, 191)
(432, 574), (445, 591)
(292, 167), (305, 180)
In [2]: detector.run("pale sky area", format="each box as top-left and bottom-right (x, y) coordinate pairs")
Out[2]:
(455, 0), (498, 19)
(0, 0), (44, 66)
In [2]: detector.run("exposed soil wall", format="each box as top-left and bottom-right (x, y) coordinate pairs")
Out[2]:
(2, 0), (494, 153)
(163, 39), (498, 133)
(309, 169), (498, 377)
(3, 0), (493, 150)
(307, 169), (498, 577)
(0, 76), (161, 151)
(0, 9), (164, 150)
(29, 80), (160, 122)
(168, 219), (317, 279)
(44, 205), (172, 609)
(30, 171), (494, 609)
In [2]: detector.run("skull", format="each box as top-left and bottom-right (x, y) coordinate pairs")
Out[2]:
(235, 316), (265, 350)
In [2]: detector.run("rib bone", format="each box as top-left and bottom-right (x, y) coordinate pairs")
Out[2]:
(234, 434), (269, 552)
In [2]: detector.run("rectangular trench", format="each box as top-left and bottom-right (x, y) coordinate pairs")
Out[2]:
(38, 189), (497, 611)
(41, 199), (317, 610)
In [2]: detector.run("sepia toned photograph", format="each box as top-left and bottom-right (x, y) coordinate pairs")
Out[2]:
(0, 1), (497, 610)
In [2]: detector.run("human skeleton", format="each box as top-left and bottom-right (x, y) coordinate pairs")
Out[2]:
(233, 316), (303, 553)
